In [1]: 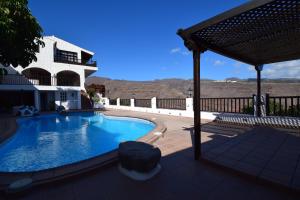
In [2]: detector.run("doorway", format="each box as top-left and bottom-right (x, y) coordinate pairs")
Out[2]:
(40, 91), (55, 111)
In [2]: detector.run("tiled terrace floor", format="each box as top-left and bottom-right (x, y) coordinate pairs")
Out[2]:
(201, 123), (300, 189)
(0, 109), (299, 199)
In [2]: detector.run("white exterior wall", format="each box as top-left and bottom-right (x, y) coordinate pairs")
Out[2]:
(1, 36), (97, 90)
(56, 90), (80, 110)
(0, 36), (98, 110)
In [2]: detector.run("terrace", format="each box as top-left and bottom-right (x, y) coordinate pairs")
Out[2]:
(1, 110), (299, 199)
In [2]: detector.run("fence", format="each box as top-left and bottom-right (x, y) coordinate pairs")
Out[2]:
(200, 97), (254, 114)
(0, 74), (80, 86)
(134, 99), (151, 108)
(120, 99), (131, 106)
(54, 55), (97, 67)
(106, 95), (300, 118)
(109, 99), (117, 105)
(0, 74), (54, 85)
(266, 95), (300, 117)
(156, 98), (186, 110)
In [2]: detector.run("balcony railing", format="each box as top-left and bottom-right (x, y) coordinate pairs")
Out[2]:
(0, 74), (80, 87)
(54, 55), (97, 67)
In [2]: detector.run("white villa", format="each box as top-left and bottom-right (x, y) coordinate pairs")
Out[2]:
(0, 36), (97, 111)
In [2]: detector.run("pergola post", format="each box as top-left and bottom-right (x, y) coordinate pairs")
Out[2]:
(193, 49), (201, 160)
(255, 65), (264, 117)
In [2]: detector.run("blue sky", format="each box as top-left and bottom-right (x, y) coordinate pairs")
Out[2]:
(29, 0), (300, 81)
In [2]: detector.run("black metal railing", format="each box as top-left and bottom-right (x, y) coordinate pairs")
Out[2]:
(57, 79), (80, 86)
(54, 55), (97, 67)
(120, 99), (131, 106)
(109, 99), (117, 105)
(0, 74), (53, 86)
(0, 74), (80, 87)
(200, 97), (254, 114)
(266, 95), (300, 117)
(156, 98), (186, 110)
(135, 99), (151, 108)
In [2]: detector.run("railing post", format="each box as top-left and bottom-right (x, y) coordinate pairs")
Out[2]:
(103, 97), (109, 106)
(117, 98), (120, 107)
(265, 93), (270, 116)
(186, 98), (193, 116)
(151, 97), (157, 109)
(252, 94), (256, 116)
(130, 99), (135, 108)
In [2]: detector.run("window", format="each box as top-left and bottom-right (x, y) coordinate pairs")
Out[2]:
(60, 92), (67, 102)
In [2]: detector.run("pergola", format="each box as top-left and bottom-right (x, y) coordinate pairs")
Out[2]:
(177, 0), (300, 160)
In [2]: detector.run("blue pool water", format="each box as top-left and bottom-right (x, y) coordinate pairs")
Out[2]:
(0, 112), (155, 172)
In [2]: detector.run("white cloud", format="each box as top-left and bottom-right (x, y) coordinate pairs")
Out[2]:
(213, 60), (225, 66)
(247, 65), (255, 72)
(181, 51), (190, 56)
(233, 61), (243, 68)
(170, 47), (190, 56)
(262, 60), (300, 79)
(170, 47), (181, 54)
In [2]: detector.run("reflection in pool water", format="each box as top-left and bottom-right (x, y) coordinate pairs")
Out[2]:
(0, 112), (155, 172)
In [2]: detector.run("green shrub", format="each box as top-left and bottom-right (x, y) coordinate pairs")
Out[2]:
(242, 106), (254, 114)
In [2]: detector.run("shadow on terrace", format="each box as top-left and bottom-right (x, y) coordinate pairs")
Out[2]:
(184, 121), (300, 191)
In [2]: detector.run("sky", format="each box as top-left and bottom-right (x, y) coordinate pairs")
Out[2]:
(28, 0), (300, 81)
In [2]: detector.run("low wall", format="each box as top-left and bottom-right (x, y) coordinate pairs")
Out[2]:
(103, 97), (218, 120)
(102, 97), (300, 129)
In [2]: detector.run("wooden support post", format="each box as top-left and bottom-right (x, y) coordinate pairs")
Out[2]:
(265, 93), (270, 116)
(255, 65), (263, 117)
(193, 50), (201, 160)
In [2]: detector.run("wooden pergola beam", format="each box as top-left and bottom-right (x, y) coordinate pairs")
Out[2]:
(179, 38), (206, 160)
(193, 50), (201, 160)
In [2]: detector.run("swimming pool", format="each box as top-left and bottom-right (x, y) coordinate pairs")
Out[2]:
(0, 112), (155, 172)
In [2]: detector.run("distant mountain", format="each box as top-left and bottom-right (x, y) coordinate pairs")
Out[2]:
(85, 76), (300, 98)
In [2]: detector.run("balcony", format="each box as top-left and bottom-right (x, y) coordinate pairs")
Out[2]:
(0, 74), (80, 87)
(54, 55), (97, 67)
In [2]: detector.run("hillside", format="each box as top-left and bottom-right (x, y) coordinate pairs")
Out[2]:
(85, 76), (300, 99)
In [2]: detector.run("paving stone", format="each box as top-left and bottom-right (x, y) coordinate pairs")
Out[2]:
(260, 168), (292, 186)
(215, 156), (238, 168)
(291, 175), (300, 189)
(241, 155), (269, 168)
(233, 162), (262, 176)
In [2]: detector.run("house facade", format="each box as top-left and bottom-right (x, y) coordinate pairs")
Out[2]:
(0, 36), (97, 111)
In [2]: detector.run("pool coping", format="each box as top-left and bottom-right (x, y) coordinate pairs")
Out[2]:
(0, 111), (167, 193)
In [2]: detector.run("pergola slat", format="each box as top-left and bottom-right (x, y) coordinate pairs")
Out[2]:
(178, 0), (300, 65)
